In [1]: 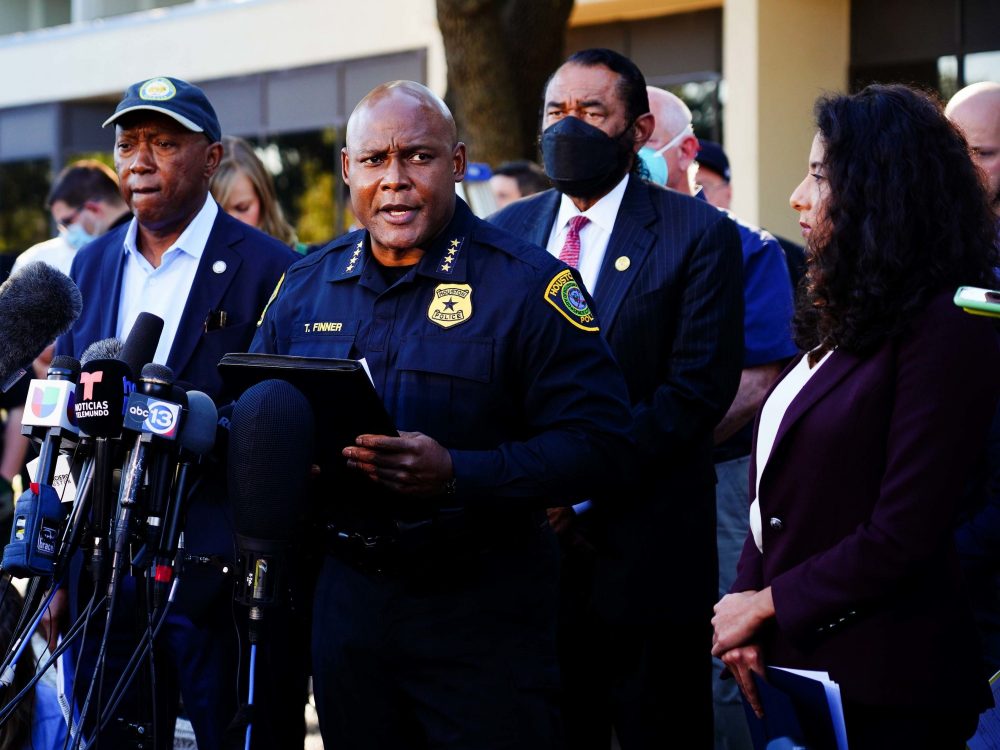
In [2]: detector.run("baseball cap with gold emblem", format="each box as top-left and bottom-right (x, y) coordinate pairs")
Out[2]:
(102, 76), (222, 143)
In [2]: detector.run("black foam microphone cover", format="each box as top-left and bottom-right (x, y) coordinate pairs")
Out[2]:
(0, 262), (82, 383)
(119, 313), (164, 377)
(47, 355), (81, 381)
(181, 391), (217, 456)
(228, 379), (314, 541)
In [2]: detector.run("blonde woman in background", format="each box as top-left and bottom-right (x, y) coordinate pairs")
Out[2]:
(211, 135), (307, 253)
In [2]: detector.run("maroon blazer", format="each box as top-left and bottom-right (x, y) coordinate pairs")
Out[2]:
(733, 290), (1000, 710)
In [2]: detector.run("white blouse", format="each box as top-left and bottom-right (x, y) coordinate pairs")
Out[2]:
(750, 349), (834, 552)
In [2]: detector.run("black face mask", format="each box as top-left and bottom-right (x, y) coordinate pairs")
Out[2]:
(541, 116), (635, 198)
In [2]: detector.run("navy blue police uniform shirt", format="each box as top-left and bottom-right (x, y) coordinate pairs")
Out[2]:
(250, 198), (633, 506)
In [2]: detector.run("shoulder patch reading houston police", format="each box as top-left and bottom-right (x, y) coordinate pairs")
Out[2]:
(428, 283), (473, 329)
(543, 270), (599, 332)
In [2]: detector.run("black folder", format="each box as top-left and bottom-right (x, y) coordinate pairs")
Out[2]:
(218, 352), (397, 478)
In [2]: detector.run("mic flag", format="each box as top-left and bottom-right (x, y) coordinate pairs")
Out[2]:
(0, 262), (82, 388)
(74, 358), (132, 439)
(228, 380), (313, 636)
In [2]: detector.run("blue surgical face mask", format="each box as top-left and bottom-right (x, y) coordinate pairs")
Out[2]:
(61, 221), (95, 251)
(638, 125), (693, 186)
(638, 146), (669, 186)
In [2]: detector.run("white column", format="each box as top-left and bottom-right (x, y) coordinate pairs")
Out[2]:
(723, 0), (849, 239)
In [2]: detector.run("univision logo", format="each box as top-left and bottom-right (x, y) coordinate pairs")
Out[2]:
(25, 381), (77, 429)
(30, 385), (62, 418)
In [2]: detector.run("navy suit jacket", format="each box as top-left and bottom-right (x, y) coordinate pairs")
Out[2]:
(734, 292), (1000, 710)
(58, 207), (297, 402)
(491, 177), (744, 625)
(56, 206), (297, 613)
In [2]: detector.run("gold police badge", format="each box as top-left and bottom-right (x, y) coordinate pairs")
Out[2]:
(428, 283), (472, 328)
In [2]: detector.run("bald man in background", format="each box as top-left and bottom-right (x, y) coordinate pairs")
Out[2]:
(251, 80), (633, 750)
(642, 87), (700, 194)
(947, 81), (1000, 222)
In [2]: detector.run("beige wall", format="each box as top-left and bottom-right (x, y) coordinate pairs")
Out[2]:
(723, 0), (849, 240)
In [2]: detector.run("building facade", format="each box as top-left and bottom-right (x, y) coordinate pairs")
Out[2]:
(0, 0), (997, 250)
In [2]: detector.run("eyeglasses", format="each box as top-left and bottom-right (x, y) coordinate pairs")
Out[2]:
(55, 206), (82, 233)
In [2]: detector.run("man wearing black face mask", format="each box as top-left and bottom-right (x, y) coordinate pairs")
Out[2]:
(491, 48), (743, 749)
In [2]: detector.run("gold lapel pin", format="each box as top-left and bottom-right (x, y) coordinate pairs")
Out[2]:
(614, 256), (630, 272)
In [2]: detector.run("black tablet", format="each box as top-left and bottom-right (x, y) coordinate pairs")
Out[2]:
(218, 352), (397, 477)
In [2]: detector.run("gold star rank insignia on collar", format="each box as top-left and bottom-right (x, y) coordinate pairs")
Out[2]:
(439, 237), (464, 273)
(428, 283), (472, 328)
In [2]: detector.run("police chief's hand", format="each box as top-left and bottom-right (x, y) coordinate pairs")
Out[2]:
(343, 431), (454, 497)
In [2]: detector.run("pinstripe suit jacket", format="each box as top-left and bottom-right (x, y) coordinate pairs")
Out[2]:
(491, 176), (744, 624)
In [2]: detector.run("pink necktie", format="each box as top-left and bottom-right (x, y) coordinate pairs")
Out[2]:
(558, 215), (590, 269)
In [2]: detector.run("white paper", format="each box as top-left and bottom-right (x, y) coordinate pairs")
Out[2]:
(25, 453), (77, 505)
(358, 357), (374, 386)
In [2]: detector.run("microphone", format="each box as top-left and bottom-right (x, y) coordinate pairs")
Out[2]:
(20, 356), (81, 487)
(0, 262), (82, 391)
(81, 337), (123, 363)
(108, 364), (183, 604)
(228, 380), (314, 642)
(73, 341), (133, 585)
(133, 369), (187, 570)
(153, 390), (217, 609)
(3, 355), (80, 578)
(118, 312), (164, 378)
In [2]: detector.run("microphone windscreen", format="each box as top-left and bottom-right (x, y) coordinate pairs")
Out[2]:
(75, 359), (132, 437)
(228, 379), (314, 540)
(119, 312), (163, 377)
(0, 262), (82, 381)
(81, 337), (124, 365)
(181, 391), (217, 456)
(48, 355), (81, 380)
(141, 362), (173, 385)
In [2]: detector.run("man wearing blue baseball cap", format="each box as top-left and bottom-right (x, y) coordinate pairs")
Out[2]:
(57, 76), (298, 750)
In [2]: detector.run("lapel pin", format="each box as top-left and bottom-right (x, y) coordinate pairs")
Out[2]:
(614, 256), (630, 272)
(212, 260), (227, 274)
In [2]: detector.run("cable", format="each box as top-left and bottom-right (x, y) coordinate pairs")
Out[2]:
(0, 584), (60, 686)
(244, 644), (257, 750)
(0, 592), (103, 725)
(80, 591), (177, 750)
(70, 572), (122, 750)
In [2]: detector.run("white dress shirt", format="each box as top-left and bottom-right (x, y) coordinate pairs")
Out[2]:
(117, 195), (218, 366)
(750, 349), (834, 552)
(545, 173), (630, 295)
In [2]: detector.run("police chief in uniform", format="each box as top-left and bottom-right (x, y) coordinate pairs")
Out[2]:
(250, 81), (634, 749)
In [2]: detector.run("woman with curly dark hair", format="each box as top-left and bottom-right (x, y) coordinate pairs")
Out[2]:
(711, 83), (1000, 749)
